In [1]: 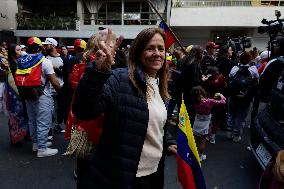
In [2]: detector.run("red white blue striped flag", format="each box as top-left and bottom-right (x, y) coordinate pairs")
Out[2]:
(159, 21), (176, 49)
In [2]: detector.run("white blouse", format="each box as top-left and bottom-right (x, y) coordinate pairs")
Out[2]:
(136, 75), (167, 177)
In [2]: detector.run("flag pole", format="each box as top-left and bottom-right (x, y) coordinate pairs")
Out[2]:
(147, 0), (187, 54)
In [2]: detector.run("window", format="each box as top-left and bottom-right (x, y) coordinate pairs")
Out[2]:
(124, 2), (141, 25)
(107, 2), (122, 25)
(97, 4), (106, 25)
(83, 0), (166, 26)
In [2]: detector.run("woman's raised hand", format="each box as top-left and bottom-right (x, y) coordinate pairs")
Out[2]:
(95, 28), (124, 72)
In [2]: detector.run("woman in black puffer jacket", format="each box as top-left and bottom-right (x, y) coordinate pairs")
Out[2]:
(73, 28), (177, 189)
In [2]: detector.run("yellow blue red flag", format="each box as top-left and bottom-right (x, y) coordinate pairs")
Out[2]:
(159, 21), (176, 49)
(176, 100), (206, 189)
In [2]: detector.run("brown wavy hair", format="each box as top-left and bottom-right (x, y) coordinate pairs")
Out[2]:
(128, 27), (170, 100)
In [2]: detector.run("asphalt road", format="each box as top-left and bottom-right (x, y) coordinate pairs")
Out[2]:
(0, 114), (262, 189)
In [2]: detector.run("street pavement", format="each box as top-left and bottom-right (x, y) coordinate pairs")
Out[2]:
(0, 114), (262, 189)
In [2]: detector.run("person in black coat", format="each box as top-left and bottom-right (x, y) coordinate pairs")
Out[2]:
(73, 28), (177, 189)
(178, 45), (203, 123)
(217, 45), (236, 84)
(200, 41), (219, 75)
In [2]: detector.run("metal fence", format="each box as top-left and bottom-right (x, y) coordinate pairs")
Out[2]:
(83, 12), (167, 25)
(173, 0), (284, 7)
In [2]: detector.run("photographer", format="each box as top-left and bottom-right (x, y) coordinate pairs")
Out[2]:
(251, 12), (284, 116)
(258, 36), (284, 106)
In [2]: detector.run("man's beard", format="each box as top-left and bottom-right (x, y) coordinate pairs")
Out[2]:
(46, 48), (52, 55)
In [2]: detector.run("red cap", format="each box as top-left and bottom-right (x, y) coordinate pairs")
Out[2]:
(74, 39), (86, 50)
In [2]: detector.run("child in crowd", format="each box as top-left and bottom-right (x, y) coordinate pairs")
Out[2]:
(203, 66), (227, 144)
(191, 86), (226, 161)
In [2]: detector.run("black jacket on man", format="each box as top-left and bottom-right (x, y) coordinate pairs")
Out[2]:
(200, 54), (217, 74)
(259, 57), (284, 102)
(73, 62), (173, 189)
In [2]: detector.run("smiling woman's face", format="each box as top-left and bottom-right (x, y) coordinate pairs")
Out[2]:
(140, 33), (165, 77)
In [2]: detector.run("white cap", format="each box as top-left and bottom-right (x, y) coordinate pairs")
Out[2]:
(42, 38), (58, 47)
(20, 44), (26, 49)
(260, 50), (270, 60)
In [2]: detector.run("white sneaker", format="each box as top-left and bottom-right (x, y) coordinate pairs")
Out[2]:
(32, 142), (52, 152)
(37, 148), (58, 157)
(200, 154), (207, 161)
(209, 134), (216, 144)
(233, 136), (242, 143)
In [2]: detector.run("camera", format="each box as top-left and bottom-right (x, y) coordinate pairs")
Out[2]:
(258, 10), (284, 36)
(258, 21), (283, 35)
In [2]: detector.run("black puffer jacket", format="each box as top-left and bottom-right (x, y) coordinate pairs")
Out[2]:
(259, 58), (284, 102)
(73, 62), (173, 189)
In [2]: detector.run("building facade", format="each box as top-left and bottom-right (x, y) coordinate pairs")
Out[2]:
(1, 0), (170, 46)
(0, 0), (284, 49)
(170, 0), (284, 50)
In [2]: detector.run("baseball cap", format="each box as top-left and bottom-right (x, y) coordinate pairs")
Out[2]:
(206, 41), (219, 49)
(42, 38), (58, 47)
(26, 37), (42, 47)
(186, 45), (193, 53)
(20, 44), (27, 49)
(260, 50), (270, 59)
(74, 39), (87, 50)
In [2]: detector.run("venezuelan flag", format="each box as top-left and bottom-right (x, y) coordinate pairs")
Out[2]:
(176, 100), (206, 189)
(159, 21), (176, 49)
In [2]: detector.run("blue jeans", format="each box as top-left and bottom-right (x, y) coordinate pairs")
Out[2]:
(229, 97), (251, 136)
(26, 94), (53, 149)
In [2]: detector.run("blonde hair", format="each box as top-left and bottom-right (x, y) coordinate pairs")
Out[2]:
(82, 32), (117, 63)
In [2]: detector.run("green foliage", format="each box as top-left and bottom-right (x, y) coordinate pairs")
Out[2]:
(16, 13), (79, 30)
(175, 0), (182, 7)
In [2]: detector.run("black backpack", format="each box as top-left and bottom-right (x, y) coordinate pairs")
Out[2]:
(229, 65), (256, 101)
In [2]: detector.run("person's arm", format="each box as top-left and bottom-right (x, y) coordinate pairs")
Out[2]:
(73, 28), (123, 120)
(47, 73), (61, 90)
(209, 93), (226, 106)
(69, 63), (82, 90)
(166, 122), (177, 155)
(190, 63), (202, 86)
(43, 58), (61, 91)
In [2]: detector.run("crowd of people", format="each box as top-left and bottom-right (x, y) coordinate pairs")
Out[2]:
(0, 27), (283, 188)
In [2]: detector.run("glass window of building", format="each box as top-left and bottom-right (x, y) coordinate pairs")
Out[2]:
(106, 2), (122, 25)
(124, 2), (141, 25)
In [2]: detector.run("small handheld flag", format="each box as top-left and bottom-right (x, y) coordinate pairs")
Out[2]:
(159, 21), (177, 49)
(176, 100), (206, 189)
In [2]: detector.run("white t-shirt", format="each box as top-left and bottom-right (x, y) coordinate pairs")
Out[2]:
(46, 56), (64, 93)
(41, 58), (55, 96)
(229, 64), (259, 79)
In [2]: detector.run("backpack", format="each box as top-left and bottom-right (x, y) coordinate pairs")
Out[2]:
(15, 54), (46, 100)
(229, 65), (256, 101)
